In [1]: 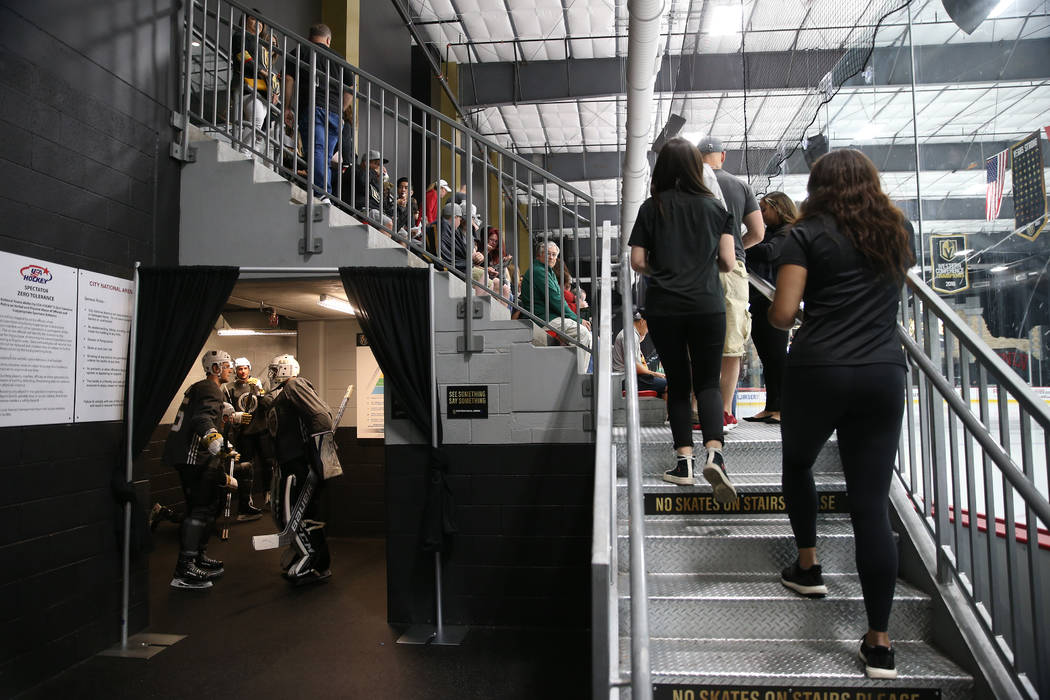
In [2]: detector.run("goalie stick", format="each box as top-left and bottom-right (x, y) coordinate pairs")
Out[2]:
(252, 384), (353, 551)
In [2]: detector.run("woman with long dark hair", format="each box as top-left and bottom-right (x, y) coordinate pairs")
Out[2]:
(769, 149), (915, 680)
(629, 137), (737, 503)
(743, 191), (798, 424)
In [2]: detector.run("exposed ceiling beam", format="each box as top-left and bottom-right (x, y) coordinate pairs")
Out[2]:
(459, 38), (1050, 107)
(537, 139), (1049, 181)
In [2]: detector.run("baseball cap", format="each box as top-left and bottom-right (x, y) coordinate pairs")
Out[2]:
(442, 202), (462, 218)
(438, 178), (451, 192)
(366, 149), (389, 164)
(697, 136), (724, 154)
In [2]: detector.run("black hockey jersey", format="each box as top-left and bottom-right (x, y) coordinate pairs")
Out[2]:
(163, 378), (225, 466)
(265, 377), (333, 464)
(223, 378), (267, 436)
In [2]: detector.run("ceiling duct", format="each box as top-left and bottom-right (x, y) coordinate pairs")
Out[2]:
(620, 0), (666, 253)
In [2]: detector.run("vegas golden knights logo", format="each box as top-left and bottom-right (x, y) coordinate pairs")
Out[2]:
(931, 234), (969, 294)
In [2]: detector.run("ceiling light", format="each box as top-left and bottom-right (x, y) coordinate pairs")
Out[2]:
(318, 294), (355, 315)
(191, 40), (201, 47)
(217, 328), (297, 336)
(709, 5), (744, 35)
(990, 264), (1009, 272)
(988, 0), (1012, 19)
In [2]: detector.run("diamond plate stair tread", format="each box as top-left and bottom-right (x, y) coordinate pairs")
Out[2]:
(619, 573), (928, 602)
(624, 473), (846, 490)
(622, 638), (972, 688)
(617, 574), (932, 642)
(620, 518), (869, 573)
(615, 425), (842, 476)
(621, 518), (854, 538)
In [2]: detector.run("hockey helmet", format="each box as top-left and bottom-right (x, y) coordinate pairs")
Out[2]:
(268, 354), (300, 383)
(202, 350), (233, 376)
(234, 357), (251, 369)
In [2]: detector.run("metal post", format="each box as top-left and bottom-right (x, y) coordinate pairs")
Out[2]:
(99, 263), (185, 659)
(398, 265), (467, 646)
(460, 133), (480, 354)
(906, 2), (925, 281)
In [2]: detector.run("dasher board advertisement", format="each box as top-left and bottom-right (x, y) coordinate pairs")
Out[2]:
(0, 252), (78, 426)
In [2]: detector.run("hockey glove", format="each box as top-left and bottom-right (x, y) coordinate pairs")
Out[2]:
(203, 430), (224, 455)
(224, 473), (239, 490)
(232, 412), (253, 425)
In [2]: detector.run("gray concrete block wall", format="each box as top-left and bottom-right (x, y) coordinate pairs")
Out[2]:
(422, 271), (593, 445)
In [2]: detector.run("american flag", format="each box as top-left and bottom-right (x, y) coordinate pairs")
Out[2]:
(985, 149), (1008, 221)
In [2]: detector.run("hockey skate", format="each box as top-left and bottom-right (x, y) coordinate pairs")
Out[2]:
(171, 554), (214, 589)
(196, 550), (224, 580)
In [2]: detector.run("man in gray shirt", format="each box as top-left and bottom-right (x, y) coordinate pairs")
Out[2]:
(698, 137), (765, 431)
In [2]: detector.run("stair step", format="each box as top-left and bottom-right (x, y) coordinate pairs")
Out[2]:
(614, 425), (841, 476)
(618, 573), (931, 641)
(620, 638), (972, 697)
(620, 518), (870, 574)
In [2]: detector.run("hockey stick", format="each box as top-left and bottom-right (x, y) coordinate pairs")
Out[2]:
(252, 385), (353, 551)
(220, 447), (235, 541)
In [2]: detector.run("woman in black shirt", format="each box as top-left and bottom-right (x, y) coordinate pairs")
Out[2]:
(629, 138), (737, 503)
(769, 149), (915, 680)
(744, 191), (797, 424)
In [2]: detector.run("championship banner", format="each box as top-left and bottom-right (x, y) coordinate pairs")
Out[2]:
(1010, 130), (1047, 241)
(930, 234), (969, 294)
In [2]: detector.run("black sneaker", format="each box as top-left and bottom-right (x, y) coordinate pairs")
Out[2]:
(859, 637), (897, 679)
(662, 455), (694, 485)
(702, 449), (737, 504)
(780, 559), (828, 597)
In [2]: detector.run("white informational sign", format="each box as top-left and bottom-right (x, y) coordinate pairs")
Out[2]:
(75, 269), (134, 422)
(356, 335), (384, 438)
(0, 252), (78, 426)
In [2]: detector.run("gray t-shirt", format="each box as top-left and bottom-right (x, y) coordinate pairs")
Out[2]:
(713, 168), (759, 261)
(611, 327), (640, 373)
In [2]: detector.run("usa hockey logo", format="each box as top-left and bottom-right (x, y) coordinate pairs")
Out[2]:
(20, 264), (53, 284)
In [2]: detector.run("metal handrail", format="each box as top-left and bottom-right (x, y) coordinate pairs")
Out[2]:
(176, 0), (596, 351)
(897, 268), (1049, 697)
(591, 229), (617, 699)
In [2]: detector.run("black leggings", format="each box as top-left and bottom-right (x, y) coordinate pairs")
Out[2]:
(781, 363), (905, 632)
(645, 313), (725, 449)
(748, 290), (788, 412)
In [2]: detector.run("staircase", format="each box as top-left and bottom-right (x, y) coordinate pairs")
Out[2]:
(614, 420), (973, 697)
(178, 127), (430, 269)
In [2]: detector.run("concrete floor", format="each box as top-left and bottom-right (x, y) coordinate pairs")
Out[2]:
(20, 518), (589, 699)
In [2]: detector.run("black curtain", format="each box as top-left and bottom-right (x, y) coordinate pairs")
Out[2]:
(339, 267), (455, 551)
(130, 266), (239, 456)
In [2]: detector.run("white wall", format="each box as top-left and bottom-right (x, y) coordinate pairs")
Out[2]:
(159, 331), (297, 424)
(297, 318), (362, 426)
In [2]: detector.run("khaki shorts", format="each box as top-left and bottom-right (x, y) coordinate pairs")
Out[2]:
(720, 260), (751, 356)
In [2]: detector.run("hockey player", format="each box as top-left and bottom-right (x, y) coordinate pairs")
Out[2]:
(260, 353), (334, 585)
(163, 350), (241, 589)
(222, 357), (267, 520)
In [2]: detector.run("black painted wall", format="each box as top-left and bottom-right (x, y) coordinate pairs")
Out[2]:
(387, 443), (593, 628)
(0, 0), (180, 694)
